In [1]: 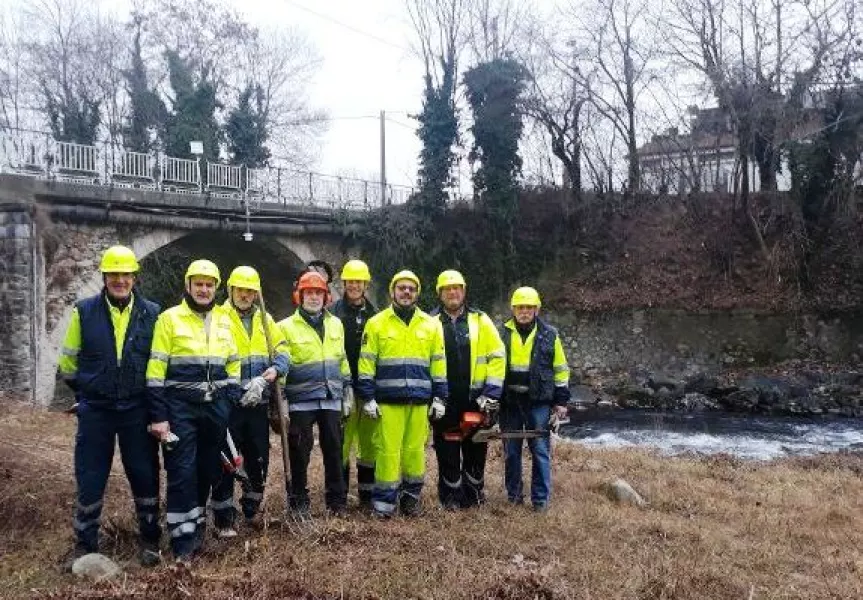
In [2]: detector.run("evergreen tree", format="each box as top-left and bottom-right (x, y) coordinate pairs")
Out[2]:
(225, 83), (270, 167)
(463, 58), (529, 293)
(122, 23), (166, 153)
(415, 67), (459, 216)
(163, 50), (222, 161)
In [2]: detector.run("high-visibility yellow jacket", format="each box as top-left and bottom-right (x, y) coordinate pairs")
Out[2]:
(277, 310), (350, 412)
(357, 306), (448, 404)
(463, 309), (506, 400)
(501, 317), (570, 406)
(146, 300), (241, 423)
(222, 301), (290, 386)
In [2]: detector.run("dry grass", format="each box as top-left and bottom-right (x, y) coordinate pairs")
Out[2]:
(1, 400), (862, 599)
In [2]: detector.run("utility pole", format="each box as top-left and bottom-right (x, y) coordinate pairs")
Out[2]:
(380, 110), (387, 205)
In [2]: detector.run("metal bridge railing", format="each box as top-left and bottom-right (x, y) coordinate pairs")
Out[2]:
(0, 129), (416, 210)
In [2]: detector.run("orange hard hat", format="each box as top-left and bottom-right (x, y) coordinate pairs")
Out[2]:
(297, 271), (329, 294)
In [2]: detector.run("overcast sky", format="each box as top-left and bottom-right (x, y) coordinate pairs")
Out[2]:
(238, 0), (425, 188)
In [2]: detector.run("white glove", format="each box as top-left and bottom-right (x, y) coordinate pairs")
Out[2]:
(240, 376), (268, 407)
(428, 397), (446, 421)
(548, 406), (569, 433)
(362, 399), (381, 419)
(476, 395), (498, 413)
(342, 387), (355, 418)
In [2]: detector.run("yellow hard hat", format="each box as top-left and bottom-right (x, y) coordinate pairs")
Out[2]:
(185, 259), (221, 287)
(226, 266), (261, 292)
(436, 269), (466, 293)
(389, 269), (421, 295)
(511, 286), (542, 307)
(341, 259), (371, 282)
(99, 245), (139, 273)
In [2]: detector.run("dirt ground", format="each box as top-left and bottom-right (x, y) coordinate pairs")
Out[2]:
(1, 399), (862, 599)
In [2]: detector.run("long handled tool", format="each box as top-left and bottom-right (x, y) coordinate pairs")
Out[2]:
(257, 289), (292, 510)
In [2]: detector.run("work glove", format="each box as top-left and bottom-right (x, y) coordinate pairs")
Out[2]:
(476, 395), (499, 414)
(548, 406), (569, 433)
(342, 387), (355, 418)
(240, 376), (268, 407)
(362, 399), (381, 419)
(428, 397), (446, 421)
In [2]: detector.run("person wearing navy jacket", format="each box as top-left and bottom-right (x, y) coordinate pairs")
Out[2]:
(58, 245), (162, 568)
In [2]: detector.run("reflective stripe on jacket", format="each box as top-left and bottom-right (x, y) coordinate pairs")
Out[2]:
(59, 291), (159, 409)
(357, 306), (448, 404)
(501, 317), (570, 406)
(222, 301), (290, 385)
(277, 310), (350, 412)
(146, 301), (241, 423)
(433, 307), (506, 402)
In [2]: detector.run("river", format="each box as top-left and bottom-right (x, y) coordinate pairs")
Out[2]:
(560, 409), (863, 460)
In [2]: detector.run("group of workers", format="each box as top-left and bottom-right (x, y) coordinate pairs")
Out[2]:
(59, 245), (571, 567)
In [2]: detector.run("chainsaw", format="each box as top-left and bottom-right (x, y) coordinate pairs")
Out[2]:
(220, 430), (250, 483)
(442, 411), (563, 443)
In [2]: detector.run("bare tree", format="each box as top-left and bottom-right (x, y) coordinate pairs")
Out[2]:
(238, 27), (327, 167)
(0, 9), (33, 132)
(466, 0), (527, 62)
(24, 0), (118, 144)
(518, 15), (593, 195)
(132, 0), (256, 93)
(572, 0), (657, 193)
(664, 0), (858, 194)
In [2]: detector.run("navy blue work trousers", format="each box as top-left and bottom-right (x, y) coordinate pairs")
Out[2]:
(73, 401), (161, 552)
(164, 398), (230, 558)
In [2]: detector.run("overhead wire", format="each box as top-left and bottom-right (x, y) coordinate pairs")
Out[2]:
(282, 0), (410, 52)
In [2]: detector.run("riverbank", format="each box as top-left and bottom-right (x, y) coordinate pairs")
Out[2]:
(2, 400), (862, 599)
(569, 361), (863, 418)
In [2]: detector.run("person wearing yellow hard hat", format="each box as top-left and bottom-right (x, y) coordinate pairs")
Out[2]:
(211, 266), (290, 536)
(499, 287), (570, 512)
(58, 245), (163, 569)
(146, 259), (241, 562)
(329, 259), (379, 507)
(357, 269), (448, 518)
(430, 270), (505, 509)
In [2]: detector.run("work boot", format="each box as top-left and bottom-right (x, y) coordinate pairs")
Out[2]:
(191, 524), (206, 556)
(138, 541), (161, 568)
(399, 496), (422, 518)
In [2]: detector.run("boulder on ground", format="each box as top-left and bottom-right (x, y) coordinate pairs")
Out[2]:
(71, 553), (121, 581)
(607, 478), (647, 507)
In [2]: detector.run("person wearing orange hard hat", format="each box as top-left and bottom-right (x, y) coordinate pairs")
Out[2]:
(278, 270), (351, 518)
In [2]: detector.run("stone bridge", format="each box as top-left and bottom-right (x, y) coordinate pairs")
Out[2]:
(0, 174), (363, 406)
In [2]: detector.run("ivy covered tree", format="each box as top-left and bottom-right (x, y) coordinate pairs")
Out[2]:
(408, 0), (465, 216)
(122, 21), (166, 153)
(464, 57), (529, 291)
(163, 50), (221, 161)
(464, 58), (529, 219)
(225, 83), (270, 167)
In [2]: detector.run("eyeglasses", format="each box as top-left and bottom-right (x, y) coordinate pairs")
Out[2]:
(395, 285), (417, 293)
